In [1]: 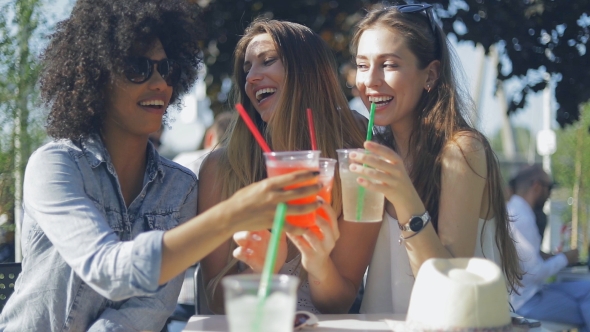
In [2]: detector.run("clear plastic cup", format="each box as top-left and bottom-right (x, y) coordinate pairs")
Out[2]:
(317, 158), (336, 219)
(264, 151), (320, 228)
(337, 149), (384, 222)
(222, 274), (299, 332)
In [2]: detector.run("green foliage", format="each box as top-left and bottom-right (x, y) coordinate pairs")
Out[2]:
(490, 125), (537, 159)
(552, 103), (590, 254)
(552, 104), (590, 191)
(441, 0), (590, 128)
(0, 0), (47, 226)
(198, 0), (589, 128)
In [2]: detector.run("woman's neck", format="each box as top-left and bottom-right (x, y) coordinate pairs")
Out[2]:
(100, 126), (148, 207)
(390, 122), (412, 162)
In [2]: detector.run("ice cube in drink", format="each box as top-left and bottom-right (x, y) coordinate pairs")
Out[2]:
(226, 292), (296, 332)
(223, 275), (299, 332)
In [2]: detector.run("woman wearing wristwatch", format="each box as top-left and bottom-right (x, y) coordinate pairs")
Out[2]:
(347, 4), (522, 314)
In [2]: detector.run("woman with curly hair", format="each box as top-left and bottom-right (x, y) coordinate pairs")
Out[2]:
(0, 1), (321, 331)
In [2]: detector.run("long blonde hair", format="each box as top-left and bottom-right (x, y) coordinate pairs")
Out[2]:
(350, 6), (522, 292)
(219, 19), (365, 208)
(208, 19), (366, 299)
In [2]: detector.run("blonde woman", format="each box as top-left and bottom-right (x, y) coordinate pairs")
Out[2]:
(200, 19), (380, 314)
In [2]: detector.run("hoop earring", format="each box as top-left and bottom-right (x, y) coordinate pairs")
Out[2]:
(346, 82), (354, 89)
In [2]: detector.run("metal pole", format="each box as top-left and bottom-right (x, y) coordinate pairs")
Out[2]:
(490, 45), (516, 161)
(540, 73), (554, 253)
(14, 105), (22, 262)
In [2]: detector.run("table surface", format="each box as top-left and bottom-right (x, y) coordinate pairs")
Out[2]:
(182, 314), (562, 332)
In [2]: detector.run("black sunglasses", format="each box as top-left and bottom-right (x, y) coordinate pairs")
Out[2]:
(393, 4), (440, 56)
(123, 56), (181, 86)
(394, 4), (437, 34)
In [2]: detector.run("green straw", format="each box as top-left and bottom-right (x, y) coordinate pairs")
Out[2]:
(355, 102), (376, 221)
(253, 202), (287, 331)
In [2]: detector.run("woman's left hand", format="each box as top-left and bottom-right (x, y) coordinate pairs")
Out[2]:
(348, 141), (423, 210)
(233, 230), (288, 274)
(286, 201), (340, 281)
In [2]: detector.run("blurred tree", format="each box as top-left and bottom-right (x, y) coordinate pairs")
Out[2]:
(0, 0), (48, 261)
(199, 0), (370, 114)
(198, 0), (589, 129)
(490, 125), (537, 160)
(552, 104), (590, 257)
(438, 0), (590, 128)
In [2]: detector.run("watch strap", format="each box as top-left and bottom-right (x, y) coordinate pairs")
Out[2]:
(398, 211), (430, 232)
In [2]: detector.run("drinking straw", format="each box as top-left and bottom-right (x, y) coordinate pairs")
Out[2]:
(355, 102), (376, 221)
(253, 203), (288, 331)
(235, 103), (272, 154)
(306, 108), (318, 150)
(234, 103), (287, 330)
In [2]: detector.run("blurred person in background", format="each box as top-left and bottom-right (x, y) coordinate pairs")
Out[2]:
(173, 112), (232, 176)
(508, 174), (548, 240)
(508, 164), (590, 330)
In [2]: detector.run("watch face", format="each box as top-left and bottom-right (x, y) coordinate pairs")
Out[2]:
(409, 216), (424, 232)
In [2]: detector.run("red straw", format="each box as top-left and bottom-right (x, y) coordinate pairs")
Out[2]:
(236, 103), (272, 153)
(306, 108), (318, 151)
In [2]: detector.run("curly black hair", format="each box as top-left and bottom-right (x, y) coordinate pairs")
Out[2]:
(41, 0), (204, 140)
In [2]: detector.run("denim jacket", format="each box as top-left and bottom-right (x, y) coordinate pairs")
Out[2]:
(0, 134), (198, 331)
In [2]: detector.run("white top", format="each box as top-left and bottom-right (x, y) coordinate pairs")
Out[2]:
(507, 195), (568, 310)
(360, 212), (502, 314)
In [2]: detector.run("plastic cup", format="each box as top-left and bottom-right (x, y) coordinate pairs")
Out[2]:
(337, 149), (384, 222)
(264, 151), (320, 228)
(317, 158), (336, 221)
(223, 274), (299, 332)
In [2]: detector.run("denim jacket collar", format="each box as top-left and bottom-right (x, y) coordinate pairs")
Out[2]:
(80, 133), (165, 181)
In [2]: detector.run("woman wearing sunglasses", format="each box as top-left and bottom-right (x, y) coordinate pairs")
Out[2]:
(0, 1), (322, 331)
(347, 4), (522, 314)
(200, 19), (380, 315)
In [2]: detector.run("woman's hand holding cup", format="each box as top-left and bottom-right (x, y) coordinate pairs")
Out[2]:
(286, 201), (340, 281)
(226, 170), (321, 233)
(349, 141), (420, 210)
(233, 230), (288, 273)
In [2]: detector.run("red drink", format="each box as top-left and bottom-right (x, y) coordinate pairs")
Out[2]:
(266, 164), (319, 228)
(264, 151), (321, 229)
(310, 158), (336, 239)
(317, 174), (334, 221)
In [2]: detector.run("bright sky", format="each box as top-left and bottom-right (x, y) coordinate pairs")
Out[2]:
(451, 34), (554, 138)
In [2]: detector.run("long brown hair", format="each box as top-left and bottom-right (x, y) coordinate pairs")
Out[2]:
(219, 19), (365, 207)
(207, 19), (366, 298)
(351, 6), (521, 292)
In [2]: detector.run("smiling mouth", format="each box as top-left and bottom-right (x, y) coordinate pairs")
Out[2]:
(255, 88), (277, 103)
(138, 100), (165, 110)
(368, 96), (393, 108)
